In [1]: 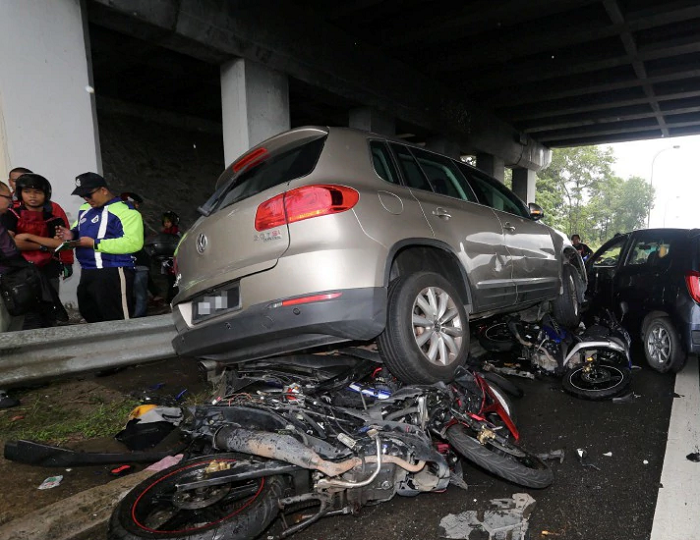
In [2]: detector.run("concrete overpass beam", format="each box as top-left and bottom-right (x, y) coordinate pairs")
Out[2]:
(426, 136), (460, 159)
(476, 153), (505, 183)
(220, 58), (290, 165)
(0, 0), (102, 307)
(90, 0), (552, 171)
(512, 167), (537, 204)
(349, 107), (395, 136)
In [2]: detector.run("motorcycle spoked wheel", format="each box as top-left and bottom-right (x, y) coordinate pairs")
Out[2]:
(446, 425), (553, 489)
(108, 453), (284, 540)
(478, 322), (517, 352)
(562, 361), (632, 401)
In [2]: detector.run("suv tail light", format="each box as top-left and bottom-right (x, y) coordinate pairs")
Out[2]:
(685, 270), (700, 303)
(255, 185), (360, 231)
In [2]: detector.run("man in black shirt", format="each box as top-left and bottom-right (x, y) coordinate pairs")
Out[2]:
(571, 234), (593, 260)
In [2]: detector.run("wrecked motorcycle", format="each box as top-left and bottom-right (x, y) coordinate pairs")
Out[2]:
(478, 311), (632, 400)
(108, 356), (552, 540)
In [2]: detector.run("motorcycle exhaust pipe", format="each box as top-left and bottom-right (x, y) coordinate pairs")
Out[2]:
(213, 426), (362, 477)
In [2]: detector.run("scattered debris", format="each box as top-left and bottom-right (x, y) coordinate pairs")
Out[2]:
(110, 465), (134, 477)
(541, 531), (560, 536)
(483, 362), (535, 380)
(576, 448), (601, 471)
(602, 452), (613, 457)
(439, 493), (536, 539)
(146, 454), (183, 472)
(537, 449), (565, 463)
(643, 460), (649, 465)
(38, 475), (63, 490)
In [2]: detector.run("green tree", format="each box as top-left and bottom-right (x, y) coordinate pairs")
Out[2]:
(536, 146), (615, 238)
(534, 147), (653, 247)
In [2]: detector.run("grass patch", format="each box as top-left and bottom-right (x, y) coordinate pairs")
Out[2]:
(0, 392), (140, 445)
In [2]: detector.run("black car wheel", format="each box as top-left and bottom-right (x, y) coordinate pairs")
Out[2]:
(378, 271), (469, 384)
(643, 316), (687, 373)
(552, 264), (582, 328)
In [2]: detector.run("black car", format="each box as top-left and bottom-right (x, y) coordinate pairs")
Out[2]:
(585, 228), (700, 373)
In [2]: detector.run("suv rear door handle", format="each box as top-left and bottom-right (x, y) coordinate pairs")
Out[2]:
(503, 222), (516, 232)
(432, 207), (452, 220)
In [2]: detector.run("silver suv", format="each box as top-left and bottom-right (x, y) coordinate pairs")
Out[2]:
(172, 127), (585, 383)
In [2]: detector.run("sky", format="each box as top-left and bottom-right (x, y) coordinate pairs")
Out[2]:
(601, 134), (700, 229)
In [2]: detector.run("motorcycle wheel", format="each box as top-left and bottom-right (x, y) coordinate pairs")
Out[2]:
(446, 425), (553, 489)
(562, 361), (631, 400)
(108, 453), (284, 540)
(478, 322), (517, 352)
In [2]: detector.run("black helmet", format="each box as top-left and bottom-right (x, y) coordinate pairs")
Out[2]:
(162, 211), (180, 226)
(16, 174), (52, 202)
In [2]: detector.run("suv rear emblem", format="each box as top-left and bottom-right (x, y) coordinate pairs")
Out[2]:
(196, 233), (208, 254)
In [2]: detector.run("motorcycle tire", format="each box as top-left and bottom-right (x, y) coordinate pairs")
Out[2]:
(446, 425), (553, 489)
(478, 322), (517, 352)
(108, 453), (284, 540)
(562, 362), (632, 401)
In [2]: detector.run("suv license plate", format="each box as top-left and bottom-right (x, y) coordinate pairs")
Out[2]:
(192, 285), (241, 323)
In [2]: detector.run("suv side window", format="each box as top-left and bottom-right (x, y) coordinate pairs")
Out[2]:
(626, 237), (672, 268)
(409, 147), (477, 202)
(370, 141), (400, 184)
(390, 144), (433, 191)
(591, 235), (627, 267)
(458, 164), (530, 219)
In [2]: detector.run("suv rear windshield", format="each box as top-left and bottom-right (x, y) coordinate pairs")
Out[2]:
(199, 135), (326, 215)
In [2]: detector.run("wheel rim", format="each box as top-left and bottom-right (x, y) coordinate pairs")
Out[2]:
(484, 323), (511, 343)
(568, 364), (626, 393)
(411, 286), (464, 366)
(130, 458), (266, 534)
(646, 324), (672, 368)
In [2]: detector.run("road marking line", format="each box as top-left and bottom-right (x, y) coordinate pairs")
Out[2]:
(650, 355), (700, 540)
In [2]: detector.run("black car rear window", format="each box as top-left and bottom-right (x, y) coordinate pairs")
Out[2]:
(204, 136), (326, 214)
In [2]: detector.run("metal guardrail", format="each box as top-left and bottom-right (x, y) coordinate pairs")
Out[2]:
(0, 314), (178, 386)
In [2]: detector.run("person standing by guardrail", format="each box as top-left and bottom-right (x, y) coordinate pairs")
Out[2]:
(2, 174), (72, 328)
(0, 180), (23, 408)
(55, 172), (144, 322)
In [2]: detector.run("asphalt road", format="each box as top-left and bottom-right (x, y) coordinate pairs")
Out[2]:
(60, 349), (696, 540)
(288, 354), (680, 540)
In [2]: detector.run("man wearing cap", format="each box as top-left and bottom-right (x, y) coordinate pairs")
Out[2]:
(56, 172), (144, 322)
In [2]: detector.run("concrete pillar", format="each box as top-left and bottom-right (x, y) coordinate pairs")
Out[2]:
(220, 58), (290, 166)
(426, 136), (460, 159)
(349, 107), (395, 136)
(476, 152), (505, 183)
(0, 0), (102, 307)
(512, 167), (537, 204)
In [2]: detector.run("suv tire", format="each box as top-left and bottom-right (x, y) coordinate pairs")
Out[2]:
(552, 264), (582, 328)
(643, 316), (687, 373)
(378, 271), (469, 383)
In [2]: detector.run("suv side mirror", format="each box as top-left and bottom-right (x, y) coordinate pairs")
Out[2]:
(528, 202), (545, 221)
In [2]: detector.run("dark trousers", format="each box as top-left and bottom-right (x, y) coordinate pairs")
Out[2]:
(78, 267), (135, 323)
(21, 265), (61, 330)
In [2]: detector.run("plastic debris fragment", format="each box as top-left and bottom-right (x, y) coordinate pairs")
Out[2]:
(38, 475), (63, 490)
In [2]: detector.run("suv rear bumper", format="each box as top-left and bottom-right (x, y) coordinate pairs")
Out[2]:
(172, 287), (386, 362)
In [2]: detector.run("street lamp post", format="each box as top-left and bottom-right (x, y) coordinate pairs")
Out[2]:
(648, 144), (680, 228)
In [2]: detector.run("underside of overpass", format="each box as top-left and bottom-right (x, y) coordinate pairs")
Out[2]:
(85, 0), (700, 169)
